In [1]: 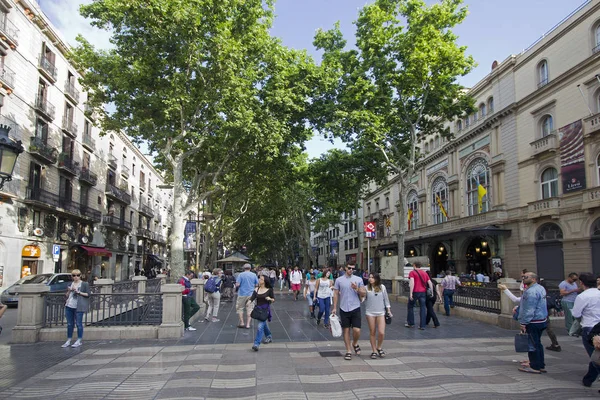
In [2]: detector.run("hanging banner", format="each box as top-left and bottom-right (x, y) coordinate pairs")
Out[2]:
(560, 120), (585, 193)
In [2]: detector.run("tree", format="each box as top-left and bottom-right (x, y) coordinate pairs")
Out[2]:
(73, 0), (321, 277)
(313, 0), (475, 274)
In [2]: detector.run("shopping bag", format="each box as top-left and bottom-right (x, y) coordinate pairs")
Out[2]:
(569, 318), (582, 337)
(329, 314), (342, 338)
(514, 333), (529, 353)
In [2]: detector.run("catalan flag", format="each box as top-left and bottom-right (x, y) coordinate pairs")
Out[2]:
(477, 182), (487, 213)
(436, 195), (448, 218)
(407, 209), (413, 230)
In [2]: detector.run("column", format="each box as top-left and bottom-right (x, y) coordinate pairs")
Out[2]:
(95, 279), (114, 294)
(12, 284), (50, 343)
(156, 274), (167, 285)
(158, 284), (184, 339)
(133, 276), (147, 293)
(191, 278), (206, 322)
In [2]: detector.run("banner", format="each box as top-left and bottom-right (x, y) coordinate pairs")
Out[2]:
(560, 120), (585, 193)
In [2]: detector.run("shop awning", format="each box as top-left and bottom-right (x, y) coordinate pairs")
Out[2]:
(81, 246), (112, 257)
(376, 243), (398, 251)
(147, 254), (163, 264)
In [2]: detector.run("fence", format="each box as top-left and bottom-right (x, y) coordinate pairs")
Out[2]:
(112, 280), (139, 294)
(43, 292), (163, 327)
(146, 278), (162, 293)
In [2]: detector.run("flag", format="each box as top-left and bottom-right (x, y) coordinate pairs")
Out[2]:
(477, 182), (487, 212)
(407, 209), (413, 230)
(436, 195), (448, 219)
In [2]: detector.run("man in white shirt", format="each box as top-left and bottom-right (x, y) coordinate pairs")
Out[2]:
(290, 266), (302, 301)
(571, 272), (600, 388)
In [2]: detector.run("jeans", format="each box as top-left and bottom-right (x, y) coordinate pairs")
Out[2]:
(317, 296), (331, 325)
(407, 292), (427, 328)
(443, 289), (455, 316)
(253, 320), (272, 347)
(65, 306), (84, 340)
(425, 299), (440, 327)
(582, 327), (600, 386)
(182, 296), (200, 328)
(526, 321), (547, 371)
(562, 300), (574, 332)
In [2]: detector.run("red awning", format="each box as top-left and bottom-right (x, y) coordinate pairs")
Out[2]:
(81, 246), (112, 257)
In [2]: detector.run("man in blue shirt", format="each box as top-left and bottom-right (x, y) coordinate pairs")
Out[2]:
(559, 272), (579, 333)
(236, 263), (259, 329)
(518, 272), (548, 374)
(332, 263), (366, 360)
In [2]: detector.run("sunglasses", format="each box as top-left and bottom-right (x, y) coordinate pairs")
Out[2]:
(347, 267), (355, 270)
(72, 274), (81, 277)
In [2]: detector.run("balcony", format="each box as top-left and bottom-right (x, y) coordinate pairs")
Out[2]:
(62, 116), (78, 138)
(58, 196), (80, 216)
(0, 16), (19, 49)
(81, 134), (96, 152)
(102, 215), (132, 232)
(581, 187), (600, 211)
(24, 187), (60, 209)
(138, 228), (152, 239)
(57, 153), (79, 176)
(79, 168), (98, 186)
(38, 54), (57, 82)
(105, 183), (132, 205)
(148, 186), (153, 196)
(80, 205), (102, 222)
(107, 153), (117, 170)
(35, 96), (56, 120)
(29, 136), (58, 164)
(128, 243), (136, 252)
(139, 180), (146, 192)
(84, 103), (97, 120)
(121, 164), (130, 180)
(528, 198), (561, 219)
(530, 132), (558, 158)
(64, 80), (80, 104)
(0, 65), (15, 93)
(139, 202), (154, 218)
(584, 113), (600, 137)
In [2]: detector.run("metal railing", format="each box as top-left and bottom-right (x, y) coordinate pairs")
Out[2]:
(35, 96), (56, 120)
(0, 65), (15, 88)
(107, 153), (117, 169)
(102, 215), (132, 231)
(79, 168), (98, 186)
(0, 15), (19, 44)
(79, 205), (102, 222)
(112, 280), (139, 294)
(29, 136), (58, 164)
(452, 286), (501, 314)
(58, 153), (79, 175)
(64, 80), (80, 103)
(26, 187), (60, 208)
(82, 134), (96, 151)
(105, 183), (132, 204)
(38, 53), (57, 81)
(537, 78), (549, 89)
(146, 278), (162, 293)
(62, 115), (78, 137)
(43, 292), (163, 327)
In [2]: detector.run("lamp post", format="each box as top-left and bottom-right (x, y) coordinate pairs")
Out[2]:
(0, 124), (23, 190)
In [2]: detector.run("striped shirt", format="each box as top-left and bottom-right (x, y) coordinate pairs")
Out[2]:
(441, 275), (461, 290)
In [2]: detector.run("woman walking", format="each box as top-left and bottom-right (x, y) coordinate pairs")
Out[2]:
(62, 269), (90, 348)
(221, 270), (235, 301)
(304, 273), (317, 318)
(314, 269), (333, 328)
(249, 275), (275, 351)
(364, 273), (392, 359)
(205, 268), (223, 322)
(425, 271), (441, 328)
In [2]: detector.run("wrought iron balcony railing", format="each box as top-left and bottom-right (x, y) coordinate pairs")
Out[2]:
(38, 53), (57, 81)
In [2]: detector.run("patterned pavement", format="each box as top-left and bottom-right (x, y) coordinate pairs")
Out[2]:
(0, 289), (597, 399)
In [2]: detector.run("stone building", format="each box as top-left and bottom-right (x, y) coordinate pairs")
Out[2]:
(0, 0), (172, 288)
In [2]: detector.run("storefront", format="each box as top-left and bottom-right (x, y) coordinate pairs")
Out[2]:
(21, 244), (42, 277)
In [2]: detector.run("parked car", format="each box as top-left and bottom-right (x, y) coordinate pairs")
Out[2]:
(0, 273), (73, 306)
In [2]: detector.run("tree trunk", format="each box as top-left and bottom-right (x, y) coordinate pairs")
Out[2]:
(170, 155), (186, 279)
(396, 181), (407, 277)
(355, 202), (362, 270)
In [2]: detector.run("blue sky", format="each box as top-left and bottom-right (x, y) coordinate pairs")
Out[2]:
(39, 0), (588, 158)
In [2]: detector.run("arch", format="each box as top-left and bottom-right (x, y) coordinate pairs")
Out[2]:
(457, 120), (463, 131)
(434, 137), (440, 149)
(465, 158), (490, 216)
(424, 142), (429, 153)
(535, 222), (564, 282)
(407, 190), (419, 230)
(535, 222), (563, 241)
(431, 176), (448, 225)
(479, 103), (486, 118)
(591, 20), (600, 51)
(591, 217), (600, 237)
(540, 167), (558, 199)
(537, 59), (549, 87)
(430, 242), (449, 276)
(539, 114), (554, 137)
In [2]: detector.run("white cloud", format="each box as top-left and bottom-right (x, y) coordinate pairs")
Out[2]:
(38, 0), (112, 50)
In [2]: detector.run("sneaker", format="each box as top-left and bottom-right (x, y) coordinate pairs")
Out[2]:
(546, 345), (561, 352)
(211, 318), (220, 323)
(317, 319), (321, 326)
(186, 326), (197, 331)
(264, 337), (272, 344)
(404, 324), (414, 328)
(252, 345), (259, 352)
(61, 340), (72, 348)
(71, 340), (82, 348)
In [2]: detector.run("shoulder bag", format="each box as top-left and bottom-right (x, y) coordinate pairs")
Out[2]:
(415, 270), (434, 300)
(251, 306), (269, 321)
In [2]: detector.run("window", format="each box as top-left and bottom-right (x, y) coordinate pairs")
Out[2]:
(431, 177), (449, 224)
(344, 240), (348, 250)
(479, 103), (486, 118)
(472, 110), (478, 122)
(465, 116), (470, 128)
(407, 190), (419, 230)
(466, 159), (490, 216)
(488, 97), (494, 113)
(424, 142), (429, 153)
(536, 223), (563, 241)
(541, 167), (558, 199)
(429, 139), (433, 150)
(354, 237), (358, 248)
(457, 120), (463, 131)
(385, 197), (390, 210)
(35, 119), (48, 142)
(597, 153), (600, 186)
(594, 25), (600, 53)
(538, 60), (549, 88)
(541, 115), (554, 137)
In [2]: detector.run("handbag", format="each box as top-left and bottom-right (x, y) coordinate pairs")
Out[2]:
(329, 314), (342, 338)
(385, 312), (392, 325)
(514, 333), (529, 353)
(251, 306), (269, 321)
(569, 318), (582, 337)
(415, 270), (434, 300)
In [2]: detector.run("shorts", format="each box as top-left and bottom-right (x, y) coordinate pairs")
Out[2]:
(339, 307), (361, 329)
(307, 292), (315, 306)
(236, 295), (254, 313)
(291, 283), (301, 291)
(365, 312), (385, 317)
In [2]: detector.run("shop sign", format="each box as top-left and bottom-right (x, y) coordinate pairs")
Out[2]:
(21, 245), (41, 258)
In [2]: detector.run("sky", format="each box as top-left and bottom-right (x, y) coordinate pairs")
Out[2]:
(39, 0), (588, 159)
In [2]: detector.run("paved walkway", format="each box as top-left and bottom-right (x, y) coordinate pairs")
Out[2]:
(0, 289), (597, 399)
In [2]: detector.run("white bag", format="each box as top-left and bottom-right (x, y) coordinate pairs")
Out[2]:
(329, 314), (342, 338)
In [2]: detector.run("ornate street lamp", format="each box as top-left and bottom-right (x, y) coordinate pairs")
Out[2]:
(0, 124), (23, 190)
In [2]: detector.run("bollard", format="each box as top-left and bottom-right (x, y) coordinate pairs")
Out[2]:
(133, 276), (147, 293)
(12, 284), (50, 343)
(158, 283), (184, 339)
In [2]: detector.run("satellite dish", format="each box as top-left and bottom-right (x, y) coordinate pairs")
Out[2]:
(33, 227), (44, 237)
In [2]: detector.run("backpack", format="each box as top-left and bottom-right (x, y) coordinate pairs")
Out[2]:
(204, 277), (219, 293)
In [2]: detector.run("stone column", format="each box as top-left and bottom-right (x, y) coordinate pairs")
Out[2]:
(156, 274), (167, 285)
(497, 278), (521, 329)
(12, 284), (50, 343)
(190, 279), (205, 323)
(95, 279), (114, 294)
(158, 283), (184, 339)
(133, 276), (147, 293)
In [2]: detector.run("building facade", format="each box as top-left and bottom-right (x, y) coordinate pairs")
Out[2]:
(363, 0), (600, 282)
(0, 0), (172, 288)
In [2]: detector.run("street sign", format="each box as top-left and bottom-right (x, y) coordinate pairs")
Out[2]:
(364, 221), (376, 238)
(52, 244), (60, 262)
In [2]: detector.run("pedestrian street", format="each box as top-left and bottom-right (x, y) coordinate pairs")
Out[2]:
(0, 289), (597, 399)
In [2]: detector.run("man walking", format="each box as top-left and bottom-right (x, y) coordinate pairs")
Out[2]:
(559, 272), (579, 333)
(178, 271), (200, 331)
(518, 272), (548, 374)
(571, 272), (600, 388)
(290, 266), (302, 301)
(332, 263), (366, 360)
(441, 270), (461, 316)
(236, 263), (259, 329)
(405, 262), (434, 330)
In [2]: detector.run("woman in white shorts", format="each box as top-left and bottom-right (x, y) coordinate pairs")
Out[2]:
(364, 273), (392, 359)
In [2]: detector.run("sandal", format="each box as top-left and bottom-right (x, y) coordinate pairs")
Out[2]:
(353, 344), (361, 355)
(377, 348), (386, 358)
(518, 367), (541, 374)
(344, 352), (352, 360)
(370, 352), (378, 359)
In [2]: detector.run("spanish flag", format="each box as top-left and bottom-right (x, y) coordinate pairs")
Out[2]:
(477, 182), (487, 212)
(435, 195), (448, 218)
(407, 209), (413, 230)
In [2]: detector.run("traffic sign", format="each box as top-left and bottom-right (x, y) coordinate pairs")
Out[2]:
(364, 221), (376, 238)
(52, 244), (60, 262)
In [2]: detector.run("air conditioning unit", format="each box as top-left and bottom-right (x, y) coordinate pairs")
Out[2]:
(33, 227), (44, 237)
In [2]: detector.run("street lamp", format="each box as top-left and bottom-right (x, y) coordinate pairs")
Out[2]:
(481, 240), (488, 248)
(0, 124), (23, 190)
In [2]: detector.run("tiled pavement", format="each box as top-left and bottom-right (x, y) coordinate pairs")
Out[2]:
(0, 290), (598, 399)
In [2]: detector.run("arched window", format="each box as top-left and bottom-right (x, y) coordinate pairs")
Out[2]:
(465, 116), (470, 128)
(595, 25), (600, 52)
(596, 153), (600, 186)
(457, 120), (463, 131)
(424, 142), (429, 153)
(479, 103), (486, 118)
(488, 97), (494, 113)
(466, 159), (490, 216)
(541, 115), (554, 137)
(407, 190), (419, 230)
(538, 60), (549, 88)
(429, 139), (433, 150)
(434, 137), (440, 149)
(536, 223), (563, 241)
(541, 167), (558, 199)
(385, 196), (390, 210)
(473, 110), (478, 122)
(431, 177), (449, 225)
